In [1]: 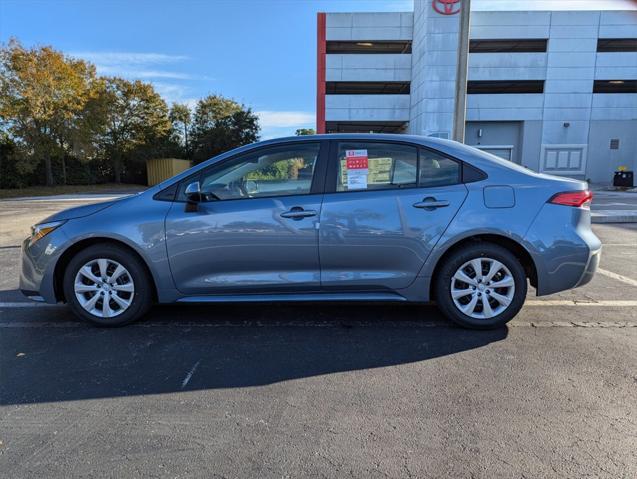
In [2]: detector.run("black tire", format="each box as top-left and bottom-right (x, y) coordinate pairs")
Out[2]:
(434, 242), (527, 329)
(63, 243), (153, 327)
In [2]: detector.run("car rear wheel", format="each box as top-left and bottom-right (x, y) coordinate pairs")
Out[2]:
(63, 244), (153, 326)
(434, 243), (527, 329)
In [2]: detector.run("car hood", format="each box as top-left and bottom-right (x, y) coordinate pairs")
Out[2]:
(39, 199), (122, 224)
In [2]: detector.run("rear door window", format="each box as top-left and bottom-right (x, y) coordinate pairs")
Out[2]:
(335, 142), (418, 192)
(419, 148), (461, 187)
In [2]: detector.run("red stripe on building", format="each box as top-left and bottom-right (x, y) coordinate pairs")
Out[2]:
(316, 12), (326, 134)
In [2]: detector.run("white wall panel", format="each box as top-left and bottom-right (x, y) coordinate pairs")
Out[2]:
(467, 94), (544, 109)
(599, 25), (637, 37)
(469, 52), (547, 69)
(471, 11), (551, 26)
(325, 94), (410, 109)
(550, 11), (599, 26)
(592, 94), (637, 108)
(469, 67), (546, 81)
(470, 25), (550, 39)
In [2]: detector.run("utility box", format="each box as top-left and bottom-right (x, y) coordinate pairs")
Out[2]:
(146, 158), (191, 186)
(613, 170), (634, 188)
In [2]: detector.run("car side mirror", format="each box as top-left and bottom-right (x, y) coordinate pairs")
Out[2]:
(185, 181), (201, 203)
(184, 181), (201, 212)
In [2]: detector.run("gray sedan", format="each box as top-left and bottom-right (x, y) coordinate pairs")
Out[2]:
(20, 134), (601, 329)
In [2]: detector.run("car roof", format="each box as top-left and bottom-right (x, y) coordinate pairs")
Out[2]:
(253, 133), (448, 148)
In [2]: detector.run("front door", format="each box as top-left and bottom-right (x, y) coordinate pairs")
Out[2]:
(319, 141), (467, 291)
(165, 142), (325, 295)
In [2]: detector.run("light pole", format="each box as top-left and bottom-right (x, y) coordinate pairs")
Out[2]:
(453, 0), (471, 143)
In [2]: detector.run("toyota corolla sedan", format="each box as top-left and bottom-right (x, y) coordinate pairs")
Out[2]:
(20, 134), (601, 329)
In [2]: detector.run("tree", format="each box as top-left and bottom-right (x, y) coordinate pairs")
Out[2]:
(0, 40), (99, 185)
(97, 77), (171, 182)
(295, 128), (315, 136)
(169, 102), (191, 159)
(190, 95), (260, 163)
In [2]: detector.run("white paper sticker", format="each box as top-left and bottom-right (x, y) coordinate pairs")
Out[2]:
(347, 169), (368, 190)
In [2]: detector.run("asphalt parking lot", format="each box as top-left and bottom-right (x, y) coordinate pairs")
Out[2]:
(1, 197), (636, 478)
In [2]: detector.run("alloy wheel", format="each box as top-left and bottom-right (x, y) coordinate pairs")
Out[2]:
(73, 258), (135, 318)
(450, 257), (515, 320)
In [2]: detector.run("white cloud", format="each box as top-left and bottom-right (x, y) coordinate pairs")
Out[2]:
(152, 82), (198, 106)
(68, 50), (210, 82)
(94, 65), (195, 80)
(256, 110), (315, 128)
(69, 51), (189, 65)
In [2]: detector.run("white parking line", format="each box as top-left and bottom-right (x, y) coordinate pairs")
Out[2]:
(0, 302), (62, 308)
(526, 300), (637, 307)
(597, 268), (637, 288)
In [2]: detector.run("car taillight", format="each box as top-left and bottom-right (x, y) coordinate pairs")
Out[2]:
(549, 190), (593, 208)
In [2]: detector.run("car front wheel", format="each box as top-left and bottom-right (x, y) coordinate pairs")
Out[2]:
(434, 243), (527, 329)
(63, 243), (153, 326)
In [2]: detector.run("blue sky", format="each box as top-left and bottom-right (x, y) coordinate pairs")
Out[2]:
(0, 0), (412, 139)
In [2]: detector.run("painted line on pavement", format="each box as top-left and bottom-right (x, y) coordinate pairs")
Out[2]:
(0, 302), (63, 308)
(526, 300), (637, 307)
(596, 268), (637, 288)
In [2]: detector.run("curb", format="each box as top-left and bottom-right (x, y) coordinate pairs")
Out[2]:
(591, 212), (637, 224)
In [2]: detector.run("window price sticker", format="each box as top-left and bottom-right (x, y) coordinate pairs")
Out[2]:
(345, 149), (369, 189)
(345, 149), (369, 169)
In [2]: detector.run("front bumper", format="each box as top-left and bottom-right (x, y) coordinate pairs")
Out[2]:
(19, 231), (67, 304)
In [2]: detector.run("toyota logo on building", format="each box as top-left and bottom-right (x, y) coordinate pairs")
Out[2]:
(432, 0), (461, 15)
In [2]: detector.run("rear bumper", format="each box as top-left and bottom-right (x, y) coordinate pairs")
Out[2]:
(524, 204), (601, 296)
(576, 246), (601, 288)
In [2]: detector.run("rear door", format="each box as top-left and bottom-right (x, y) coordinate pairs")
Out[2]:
(319, 140), (467, 291)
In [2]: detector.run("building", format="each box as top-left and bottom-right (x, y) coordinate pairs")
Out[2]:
(316, 1), (637, 184)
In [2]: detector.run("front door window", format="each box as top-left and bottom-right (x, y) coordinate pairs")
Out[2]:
(194, 143), (320, 201)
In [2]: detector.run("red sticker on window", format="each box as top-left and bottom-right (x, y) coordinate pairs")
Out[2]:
(345, 149), (368, 169)
(346, 157), (368, 169)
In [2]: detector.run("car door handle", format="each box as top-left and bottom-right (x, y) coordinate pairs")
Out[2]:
(413, 198), (450, 209)
(280, 208), (317, 219)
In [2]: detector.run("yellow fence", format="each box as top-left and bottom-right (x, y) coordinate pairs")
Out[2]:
(146, 158), (192, 186)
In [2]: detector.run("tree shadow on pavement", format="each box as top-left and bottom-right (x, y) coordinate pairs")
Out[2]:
(0, 303), (508, 405)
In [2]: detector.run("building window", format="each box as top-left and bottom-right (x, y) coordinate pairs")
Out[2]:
(469, 39), (547, 53)
(326, 41), (412, 54)
(326, 121), (407, 134)
(597, 39), (637, 52)
(467, 80), (544, 94)
(593, 80), (637, 93)
(326, 81), (410, 95)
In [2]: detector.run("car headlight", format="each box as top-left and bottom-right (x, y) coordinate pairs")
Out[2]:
(29, 220), (66, 246)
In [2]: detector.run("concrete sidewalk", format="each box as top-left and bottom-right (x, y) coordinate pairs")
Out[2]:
(591, 190), (637, 223)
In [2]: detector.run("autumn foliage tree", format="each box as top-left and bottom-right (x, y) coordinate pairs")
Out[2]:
(190, 95), (259, 164)
(97, 77), (172, 183)
(0, 39), (100, 185)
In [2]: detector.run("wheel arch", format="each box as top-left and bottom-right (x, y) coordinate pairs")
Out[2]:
(429, 233), (538, 301)
(53, 237), (158, 303)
